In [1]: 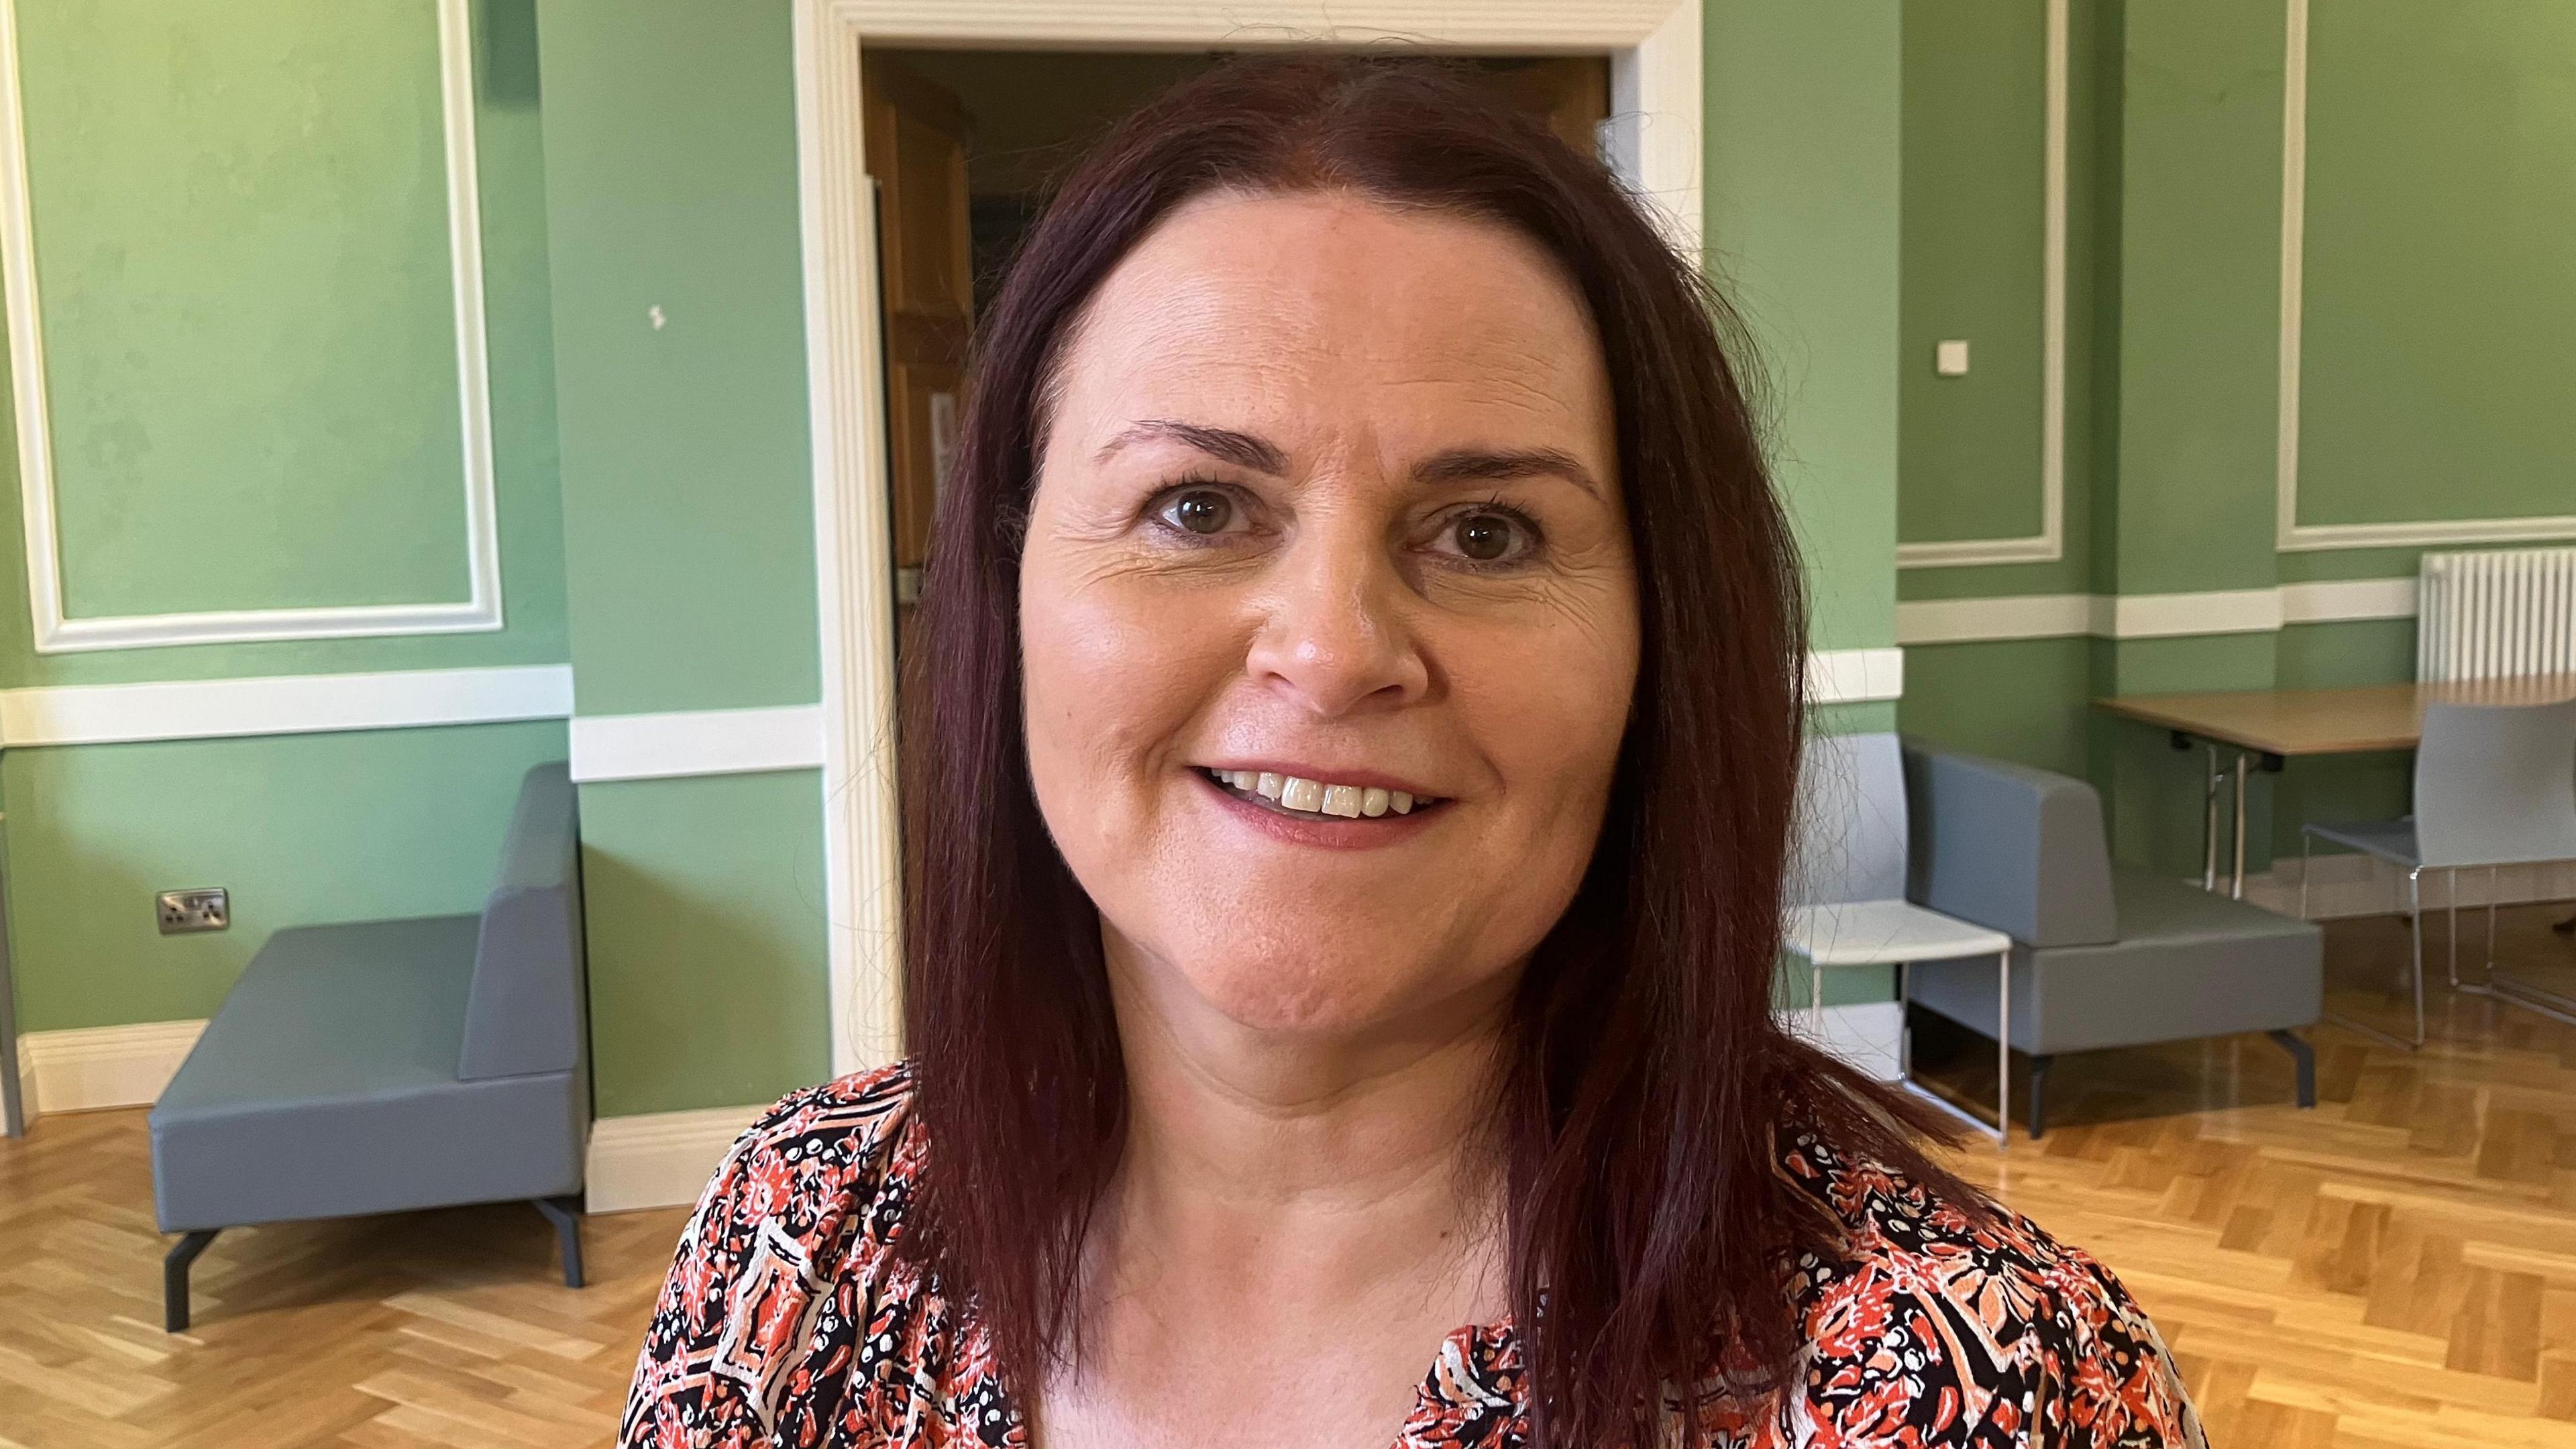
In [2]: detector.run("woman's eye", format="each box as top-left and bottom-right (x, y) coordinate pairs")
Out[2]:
(1440, 508), (1535, 564)
(1158, 488), (1236, 536)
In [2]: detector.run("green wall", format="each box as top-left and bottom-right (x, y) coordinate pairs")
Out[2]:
(579, 773), (830, 1116)
(0, 1), (574, 1039)
(2298, 0), (2576, 531)
(535, 0), (832, 1116)
(1707, 0), (1902, 657)
(1896, 0), (2048, 552)
(5, 723), (568, 1032)
(1894, 0), (2576, 879)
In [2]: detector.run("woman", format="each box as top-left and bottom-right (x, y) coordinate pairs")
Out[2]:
(624, 56), (2202, 1449)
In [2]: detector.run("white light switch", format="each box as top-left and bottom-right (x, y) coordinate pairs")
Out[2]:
(1935, 339), (1970, 376)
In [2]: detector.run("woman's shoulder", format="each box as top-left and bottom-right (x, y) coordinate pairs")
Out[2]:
(621, 1061), (934, 1446)
(693, 1059), (924, 1234)
(1761, 1130), (2207, 1447)
(730, 1058), (922, 1188)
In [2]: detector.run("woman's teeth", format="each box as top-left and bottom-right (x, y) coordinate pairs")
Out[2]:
(1208, 768), (1430, 818)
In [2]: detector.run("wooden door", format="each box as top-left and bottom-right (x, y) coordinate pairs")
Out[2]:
(1473, 58), (1611, 160)
(865, 55), (974, 606)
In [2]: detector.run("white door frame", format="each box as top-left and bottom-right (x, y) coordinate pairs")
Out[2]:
(790, 0), (1707, 1077)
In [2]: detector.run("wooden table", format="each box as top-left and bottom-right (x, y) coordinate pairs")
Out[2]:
(2094, 674), (2576, 895)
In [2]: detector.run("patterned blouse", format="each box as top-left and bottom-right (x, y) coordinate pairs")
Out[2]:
(622, 1063), (2206, 1448)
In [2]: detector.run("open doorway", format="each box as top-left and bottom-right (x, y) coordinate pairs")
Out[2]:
(858, 47), (1613, 612)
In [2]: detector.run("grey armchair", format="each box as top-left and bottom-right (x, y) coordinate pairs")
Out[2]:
(1899, 743), (2322, 1138)
(148, 762), (589, 1330)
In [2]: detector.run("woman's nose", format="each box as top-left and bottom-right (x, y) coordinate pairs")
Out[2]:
(1243, 529), (1430, 717)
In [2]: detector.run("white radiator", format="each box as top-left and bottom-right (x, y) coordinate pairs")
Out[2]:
(2417, 546), (2576, 682)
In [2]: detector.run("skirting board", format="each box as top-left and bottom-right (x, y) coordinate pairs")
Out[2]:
(15, 1019), (206, 1118)
(585, 1102), (766, 1214)
(2242, 853), (2576, 922)
(1782, 1000), (1905, 1084)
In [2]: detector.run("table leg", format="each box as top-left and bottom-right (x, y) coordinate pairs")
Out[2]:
(2231, 749), (2251, 899)
(2202, 745), (2222, 892)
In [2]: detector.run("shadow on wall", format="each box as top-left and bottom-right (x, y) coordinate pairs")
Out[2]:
(479, 0), (540, 108)
(572, 773), (833, 1120)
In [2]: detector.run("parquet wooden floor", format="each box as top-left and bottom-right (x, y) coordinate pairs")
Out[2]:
(3, 903), (2574, 1446)
(0, 1110), (688, 1448)
(1925, 902), (2576, 1448)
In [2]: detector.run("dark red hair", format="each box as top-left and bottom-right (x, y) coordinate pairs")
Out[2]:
(900, 54), (1962, 1446)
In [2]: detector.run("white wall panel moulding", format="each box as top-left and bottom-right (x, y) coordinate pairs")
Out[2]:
(586, 1102), (765, 1213)
(0, 0), (504, 653)
(1894, 0), (2068, 572)
(1897, 580), (2422, 646)
(0, 664), (573, 749)
(1807, 647), (1904, 706)
(568, 704), (826, 784)
(2271, 0), (2576, 553)
(16, 1019), (205, 1118)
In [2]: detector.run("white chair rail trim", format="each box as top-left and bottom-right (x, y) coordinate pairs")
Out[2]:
(0, 664), (574, 749)
(1807, 647), (1906, 706)
(567, 704), (827, 784)
(1896, 578), (2421, 647)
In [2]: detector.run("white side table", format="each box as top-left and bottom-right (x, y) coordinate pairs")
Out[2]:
(1784, 899), (2016, 1144)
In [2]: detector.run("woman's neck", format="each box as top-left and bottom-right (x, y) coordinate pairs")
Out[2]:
(1084, 931), (1516, 1320)
(1102, 934), (1513, 1220)
(1032, 934), (1517, 1448)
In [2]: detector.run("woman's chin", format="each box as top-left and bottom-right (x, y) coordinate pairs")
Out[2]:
(1137, 951), (1494, 1045)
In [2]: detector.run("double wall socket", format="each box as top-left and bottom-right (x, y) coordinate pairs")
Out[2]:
(157, 888), (229, 934)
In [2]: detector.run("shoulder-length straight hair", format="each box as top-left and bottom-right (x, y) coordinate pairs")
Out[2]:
(900, 53), (1960, 1447)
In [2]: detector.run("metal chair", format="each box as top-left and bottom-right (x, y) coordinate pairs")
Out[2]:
(2301, 698), (2576, 1048)
(1782, 733), (2015, 1142)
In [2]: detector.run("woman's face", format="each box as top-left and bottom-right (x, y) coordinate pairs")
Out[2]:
(1020, 190), (1639, 1042)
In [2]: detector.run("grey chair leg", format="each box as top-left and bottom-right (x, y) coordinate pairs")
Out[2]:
(2408, 869), (2427, 1047)
(533, 1195), (585, 1288)
(165, 1229), (220, 1332)
(2027, 1054), (2052, 1140)
(2267, 1028), (2316, 1108)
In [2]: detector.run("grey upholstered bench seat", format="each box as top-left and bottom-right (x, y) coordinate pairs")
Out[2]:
(148, 762), (589, 1332)
(1909, 868), (2322, 1056)
(151, 916), (583, 1232)
(1896, 742), (2322, 1136)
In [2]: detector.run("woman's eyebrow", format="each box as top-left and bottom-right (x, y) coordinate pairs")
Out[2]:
(1093, 419), (1287, 474)
(1416, 446), (1602, 500)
